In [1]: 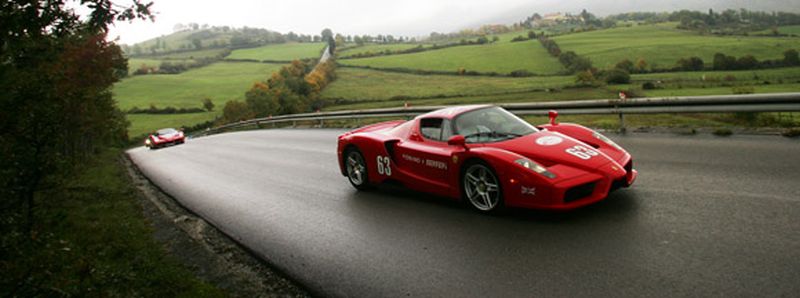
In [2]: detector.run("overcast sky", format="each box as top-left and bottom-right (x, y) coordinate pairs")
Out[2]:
(107, 0), (798, 45)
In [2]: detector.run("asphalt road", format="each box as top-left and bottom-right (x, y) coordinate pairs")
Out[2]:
(128, 129), (800, 297)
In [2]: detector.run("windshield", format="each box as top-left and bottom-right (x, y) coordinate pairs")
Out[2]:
(156, 128), (177, 135)
(454, 107), (538, 143)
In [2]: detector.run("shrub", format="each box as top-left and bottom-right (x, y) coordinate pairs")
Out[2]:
(202, 97), (215, 112)
(604, 69), (631, 84)
(642, 82), (657, 90)
(575, 71), (597, 86)
(509, 70), (532, 77)
(511, 36), (529, 42)
(615, 59), (634, 73)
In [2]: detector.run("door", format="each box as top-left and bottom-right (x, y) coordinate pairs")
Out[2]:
(394, 118), (458, 194)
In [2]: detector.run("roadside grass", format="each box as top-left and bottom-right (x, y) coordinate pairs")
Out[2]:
(227, 42), (326, 61)
(114, 61), (282, 110)
(128, 112), (219, 138)
(631, 67), (800, 83)
(339, 40), (564, 74)
(322, 67), (574, 101)
(553, 23), (800, 69)
(640, 83), (800, 97)
(0, 148), (223, 297)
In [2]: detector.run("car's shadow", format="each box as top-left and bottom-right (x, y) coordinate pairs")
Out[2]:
(351, 182), (642, 224)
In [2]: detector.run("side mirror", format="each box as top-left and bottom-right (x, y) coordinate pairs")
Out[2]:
(548, 110), (559, 126)
(447, 135), (466, 148)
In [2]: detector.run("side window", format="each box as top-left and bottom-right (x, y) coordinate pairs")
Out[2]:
(420, 118), (444, 141)
(441, 119), (453, 141)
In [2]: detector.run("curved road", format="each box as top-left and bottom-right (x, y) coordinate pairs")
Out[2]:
(128, 129), (800, 297)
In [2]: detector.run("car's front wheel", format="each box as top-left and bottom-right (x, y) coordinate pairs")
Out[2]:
(462, 161), (503, 213)
(344, 148), (370, 190)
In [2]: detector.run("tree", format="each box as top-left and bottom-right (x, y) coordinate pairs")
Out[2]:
(321, 28), (335, 52)
(736, 55), (758, 70)
(0, 0), (153, 236)
(783, 49), (799, 66)
(676, 57), (705, 71)
(528, 31), (537, 39)
(202, 98), (215, 112)
(245, 83), (279, 117)
(713, 53), (737, 70)
(634, 58), (648, 73)
(192, 38), (202, 49)
(221, 100), (254, 123)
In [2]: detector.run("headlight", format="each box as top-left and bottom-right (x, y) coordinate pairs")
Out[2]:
(593, 132), (622, 150)
(145, 139), (151, 145)
(515, 158), (557, 179)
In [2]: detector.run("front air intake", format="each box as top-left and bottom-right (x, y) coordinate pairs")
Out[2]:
(564, 182), (596, 203)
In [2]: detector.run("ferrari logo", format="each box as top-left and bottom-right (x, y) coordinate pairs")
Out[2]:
(452, 155), (459, 164)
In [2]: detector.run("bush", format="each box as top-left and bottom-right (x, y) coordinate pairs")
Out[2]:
(575, 71), (597, 86)
(676, 56), (704, 71)
(202, 98), (214, 112)
(784, 49), (800, 66)
(642, 82), (657, 89)
(604, 69), (631, 84)
(509, 70), (532, 77)
(510, 36), (530, 42)
(615, 59), (634, 73)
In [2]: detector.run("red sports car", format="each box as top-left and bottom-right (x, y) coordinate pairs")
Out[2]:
(336, 105), (637, 212)
(145, 128), (185, 149)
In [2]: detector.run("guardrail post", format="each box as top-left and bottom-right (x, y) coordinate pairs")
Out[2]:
(618, 112), (626, 134)
(319, 119), (324, 127)
(292, 121), (296, 128)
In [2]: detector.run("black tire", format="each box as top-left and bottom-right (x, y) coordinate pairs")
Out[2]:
(461, 160), (504, 213)
(344, 147), (371, 190)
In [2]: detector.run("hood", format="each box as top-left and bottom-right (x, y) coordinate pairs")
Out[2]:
(492, 131), (614, 172)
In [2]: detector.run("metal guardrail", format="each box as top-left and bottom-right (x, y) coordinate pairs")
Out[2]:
(195, 92), (800, 137)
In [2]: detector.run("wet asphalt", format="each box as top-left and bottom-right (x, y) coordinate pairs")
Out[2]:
(127, 129), (800, 297)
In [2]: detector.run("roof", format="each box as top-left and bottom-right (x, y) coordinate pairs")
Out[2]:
(416, 105), (492, 120)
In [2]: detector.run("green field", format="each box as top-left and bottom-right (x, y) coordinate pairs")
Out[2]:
(754, 25), (800, 36)
(127, 112), (219, 137)
(114, 61), (283, 110)
(339, 43), (429, 57)
(339, 40), (564, 74)
(127, 58), (164, 73)
(323, 67), (574, 101)
(150, 48), (230, 60)
(227, 42), (326, 61)
(554, 23), (800, 69)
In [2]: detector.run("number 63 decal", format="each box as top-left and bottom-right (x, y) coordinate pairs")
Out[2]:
(566, 145), (599, 160)
(376, 155), (392, 176)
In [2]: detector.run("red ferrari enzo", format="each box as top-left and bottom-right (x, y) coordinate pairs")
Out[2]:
(145, 128), (185, 149)
(336, 105), (637, 212)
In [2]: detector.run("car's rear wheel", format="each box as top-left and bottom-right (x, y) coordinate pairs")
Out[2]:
(462, 161), (503, 213)
(345, 148), (370, 190)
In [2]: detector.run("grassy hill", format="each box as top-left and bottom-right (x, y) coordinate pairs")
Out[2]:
(227, 42), (326, 61)
(322, 67), (573, 101)
(554, 23), (800, 69)
(339, 40), (564, 74)
(115, 61), (282, 110)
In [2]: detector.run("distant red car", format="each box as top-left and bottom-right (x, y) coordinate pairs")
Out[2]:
(145, 128), (185, 149)
(337, 105), (637, 212)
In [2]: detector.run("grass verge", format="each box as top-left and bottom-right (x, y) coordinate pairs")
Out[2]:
(0, 148), (223, 297)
